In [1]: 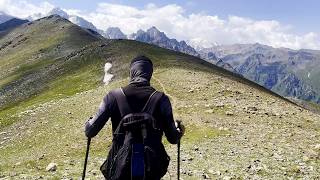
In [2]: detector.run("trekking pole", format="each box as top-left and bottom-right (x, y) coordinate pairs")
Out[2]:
(176, 120), (182, 180)
(82, 137), (91, 180)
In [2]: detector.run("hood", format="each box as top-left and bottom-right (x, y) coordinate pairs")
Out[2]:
(129, 55), (153, 85)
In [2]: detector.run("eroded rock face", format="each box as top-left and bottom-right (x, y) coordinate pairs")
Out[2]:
(105, 27), (127, 39)
(129, 27), (199, 57)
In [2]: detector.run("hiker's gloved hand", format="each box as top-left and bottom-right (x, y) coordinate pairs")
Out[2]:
(85, 116), (94, 138)
(175, 122), (185, 137)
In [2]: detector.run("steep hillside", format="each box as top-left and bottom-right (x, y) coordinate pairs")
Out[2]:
(0, 16), (320, 179)
(0, 15), (105, 127)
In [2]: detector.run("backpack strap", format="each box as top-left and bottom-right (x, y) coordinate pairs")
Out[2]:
(141, 91), (164, 114)
(112, 88), (132, 118)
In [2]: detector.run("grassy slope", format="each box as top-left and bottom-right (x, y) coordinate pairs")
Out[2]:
(0, 15), (108, 127)
(0, 17), (320, 179)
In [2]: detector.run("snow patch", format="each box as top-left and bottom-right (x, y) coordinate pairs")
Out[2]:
(187, 38), (219, 51)
(308, 72), (311, 78)
(103, 63), (113, 85)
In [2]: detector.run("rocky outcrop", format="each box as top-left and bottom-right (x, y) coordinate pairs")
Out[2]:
(129, 26), (199, 57)
(105, 27), (127, 39)
(275, 73), (320, 102)
(47, 8), (98, 32)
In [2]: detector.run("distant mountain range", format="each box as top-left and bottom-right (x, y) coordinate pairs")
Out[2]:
(0, 13), (29, 37)
(100, 27), (320, 104)
(1, 8), (319, 104)
(0, 18), (29, 32)
(128, 26), (199, 57)
(0, 12), (14, 24)
(199, 44), (320, 103)
(102, 23), (320, 103)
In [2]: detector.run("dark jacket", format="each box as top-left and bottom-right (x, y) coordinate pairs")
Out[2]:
(84, 83), (181, 144)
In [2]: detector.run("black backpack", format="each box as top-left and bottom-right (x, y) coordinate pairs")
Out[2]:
(101, 88), (170, 180)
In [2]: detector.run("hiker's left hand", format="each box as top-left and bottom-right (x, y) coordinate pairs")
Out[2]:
(175, 121), (185, 136)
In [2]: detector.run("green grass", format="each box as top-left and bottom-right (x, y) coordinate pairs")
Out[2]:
(305, 101), (320, 113)
(183, 124), (230, 144)
(0, 19), (107, 126)
(0, 53), (107, 127)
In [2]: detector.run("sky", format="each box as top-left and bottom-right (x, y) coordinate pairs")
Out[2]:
(0, 0), (319, 50)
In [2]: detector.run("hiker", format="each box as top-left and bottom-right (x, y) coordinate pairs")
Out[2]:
(84, 55), (184, 180)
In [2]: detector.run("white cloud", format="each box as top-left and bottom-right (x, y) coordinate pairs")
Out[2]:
(0, 1), (319, 50)
(0, 0), (54, 19)
(76, 3), (320, 50)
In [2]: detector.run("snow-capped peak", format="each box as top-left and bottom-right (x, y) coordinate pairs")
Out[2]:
(187, 38), (219, 51)
(68, 15), (97, 31)
(105, 27), (127, 39)
(42, 7), (98, 32)
(48, 7), (69, 19)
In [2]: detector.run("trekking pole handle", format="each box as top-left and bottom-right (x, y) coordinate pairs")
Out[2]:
(176, 120), (182, 131)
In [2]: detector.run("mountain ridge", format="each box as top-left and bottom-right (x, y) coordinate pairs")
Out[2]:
(47, 8), (99, 32)
(0, 18), (29, 32)
(128, 26), (199, 57)
(0, 12), (14, 24)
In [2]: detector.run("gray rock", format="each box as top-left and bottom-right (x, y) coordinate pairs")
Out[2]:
(314, 144), (320, 150)
(205, 109), (214, 113)
(46, 162), (57, 172)
(187, 170), (193, 176)
(187, 157), (194, 161)
(225, 111), (234, 116)
(247, 106), (258, 112)
(38, 154), (45, 160)
(202, 173), (210, 179)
